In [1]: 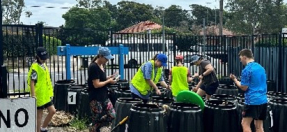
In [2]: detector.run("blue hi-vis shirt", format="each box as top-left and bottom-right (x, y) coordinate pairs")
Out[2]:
(130, 62), (164, 100)
(241, 62), (268, 105)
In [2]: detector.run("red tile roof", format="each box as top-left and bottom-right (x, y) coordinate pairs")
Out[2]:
(118, 21), (162, 33)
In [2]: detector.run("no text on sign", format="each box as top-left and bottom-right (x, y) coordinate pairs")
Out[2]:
(0, 97), (36, 132)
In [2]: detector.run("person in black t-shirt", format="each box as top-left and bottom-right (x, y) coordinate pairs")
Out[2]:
(88, 47), (117, 132)
(190, 54), (219, 100)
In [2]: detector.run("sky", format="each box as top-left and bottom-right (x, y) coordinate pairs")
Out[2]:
(20, 0), (286, 27)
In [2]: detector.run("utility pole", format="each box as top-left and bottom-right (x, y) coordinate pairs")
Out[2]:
(219, 0), (223, 36)
(162, 10), (166, 53)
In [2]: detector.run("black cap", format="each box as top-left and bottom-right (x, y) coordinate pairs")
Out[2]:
(36, 47), (49, 60)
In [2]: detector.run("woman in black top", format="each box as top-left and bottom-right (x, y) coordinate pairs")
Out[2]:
(190, 54), (219, 100)
(88, 47), (117, 132)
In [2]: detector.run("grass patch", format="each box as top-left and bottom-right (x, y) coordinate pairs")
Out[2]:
(70, 117), (88, 131)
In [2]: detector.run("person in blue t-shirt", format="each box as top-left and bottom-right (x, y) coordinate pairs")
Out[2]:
(230, 49), (267, 132)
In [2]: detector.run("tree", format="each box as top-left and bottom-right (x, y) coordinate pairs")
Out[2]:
(62, 7), (111, 30)
(76, 0), (103, 8)
(2, 0), (32, 24)
(190, 4), (219, 26)
(164, 5), (191, 27)
(225, 0), (285, 34)
(116, 1), (155, 30)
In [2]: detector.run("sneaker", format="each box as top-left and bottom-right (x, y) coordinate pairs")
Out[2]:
(40, 128), (48, 132)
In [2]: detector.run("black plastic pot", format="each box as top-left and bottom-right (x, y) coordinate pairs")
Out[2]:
(151, 88), (173, 99)
(210, 94), (237, 106)
(267, 91), (287, 100)
(77, 90), (91, 122)
(128, 103), (167, 132)
(67, 85), (86, 115)
(267, 80), (276, 91)
(215, 85), (238, 96)
(108, 84), (119, 106)
(151, 96), (174, 106)
(219, 76), (233, 85)
(114, 87), (131, 100)
(236, 93), (244, 101)
(168, 102), (203, 132)
(203, 100), (239, 132)
(112, 97), (142, 132)
(269, 98), (287, 132)
(53, 80), (75, 111)
(117, 79), (129, 89)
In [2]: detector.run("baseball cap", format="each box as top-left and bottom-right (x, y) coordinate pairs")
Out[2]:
(98, 47), (114, 60)
(175, 55), (184, 60)
(190, 54), (201, 64)
(156, 53), (167, 67)
(36, 47), (49, 60)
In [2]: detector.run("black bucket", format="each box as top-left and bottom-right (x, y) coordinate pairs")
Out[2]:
(117, 79), (129, 89)
(108, 84), (119, 106)
(203, 100), (239, 132)
(114, 87), (131, 100)
(210, 94), (238, 106)
(112, 97), (142, 132)
(151, 96), (174, 106)
(267, 80), (276, 91)
(128, 103), (167, 132)
(151, 88), (173, 99)
(67, 85), (86, 115)
(215, 85), (238, 96)
(53, 80), (75, 111)
(267, 91), (287, 100)
(236, 93), (244, 101)
(269, 98), (287, 132)
(168, 102), (203, 132)
(77, 90), (91, 122)
(219, 76), (233, 85)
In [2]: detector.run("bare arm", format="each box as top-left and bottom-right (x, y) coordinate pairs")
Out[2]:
(160, 80), (169, 88)
(146, 79), (159, 91)
(195, 79), (203, 89)
(233, 78), (248, 91)
(92, 78), (114, 88)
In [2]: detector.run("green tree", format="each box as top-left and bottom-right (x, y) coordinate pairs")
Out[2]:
(190, 4), (219, 26)
(76, 0), (102, 8)
(116, 1), (155, 30)
(62, 7), (111, 30)
(164, 5), (190, 27)
(2, 0), (32, 24)
(43, 36), (62, 55)
(225, 0), (285, 34)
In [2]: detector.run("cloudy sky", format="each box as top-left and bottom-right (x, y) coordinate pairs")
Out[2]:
(19, 0), (285, 27)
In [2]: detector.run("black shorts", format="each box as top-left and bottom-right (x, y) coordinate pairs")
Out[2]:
(37, 101), (54, 110)
(243, 103), (267, 120)
(200, 82), (219, 95)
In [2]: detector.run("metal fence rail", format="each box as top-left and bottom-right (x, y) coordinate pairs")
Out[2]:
(1, 24), (286, 98)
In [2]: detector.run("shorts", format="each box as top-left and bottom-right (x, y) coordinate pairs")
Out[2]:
(37, 101), (53, 110)
(242, 103), (267, 120)
(200, 82), (219, 95)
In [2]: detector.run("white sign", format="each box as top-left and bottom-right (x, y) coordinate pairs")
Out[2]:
(67, 92), (77, 105)
(0, 97), (36, 132)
